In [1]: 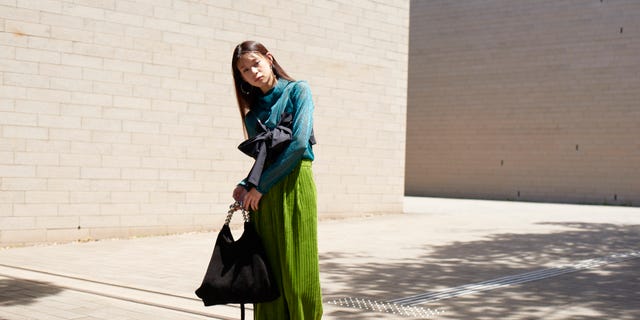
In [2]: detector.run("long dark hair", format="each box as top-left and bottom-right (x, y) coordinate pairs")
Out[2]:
(232, 41), (294, 133)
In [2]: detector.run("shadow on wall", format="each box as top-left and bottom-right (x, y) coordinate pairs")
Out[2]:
(0, 277), (64, 307)
(321, 222), (640, 320)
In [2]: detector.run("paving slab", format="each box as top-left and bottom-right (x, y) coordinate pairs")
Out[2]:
(1, 197), (639, 319)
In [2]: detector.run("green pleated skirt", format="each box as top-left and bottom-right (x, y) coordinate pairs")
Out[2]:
(251, 160), (323, 320)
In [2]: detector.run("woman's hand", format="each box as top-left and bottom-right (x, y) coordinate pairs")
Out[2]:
(243, 187), (263, 211)
(233, 185), (248, 202)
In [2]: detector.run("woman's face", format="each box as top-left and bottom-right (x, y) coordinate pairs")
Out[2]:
(236, 52), (276, 93)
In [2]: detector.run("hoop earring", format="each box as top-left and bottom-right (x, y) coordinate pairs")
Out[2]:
(240, 82), (251, 95)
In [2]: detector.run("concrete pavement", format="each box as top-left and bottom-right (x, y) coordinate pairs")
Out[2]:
(1, 197), (639, 319)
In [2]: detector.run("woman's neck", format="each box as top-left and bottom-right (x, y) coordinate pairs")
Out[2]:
(260, 76), (278, 93)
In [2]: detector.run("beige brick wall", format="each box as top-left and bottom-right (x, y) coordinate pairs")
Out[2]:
(0, 1), (409, 246)
(406, 0), (639, 206)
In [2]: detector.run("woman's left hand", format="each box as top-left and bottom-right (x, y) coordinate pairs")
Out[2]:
(243, 187), (262, 211)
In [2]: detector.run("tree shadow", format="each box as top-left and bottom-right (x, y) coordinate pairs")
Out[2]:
(321, 222), (640, 319)
(0, 277), (65, 306)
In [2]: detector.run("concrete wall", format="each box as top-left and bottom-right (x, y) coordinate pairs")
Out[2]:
(406, 0), (639, 206)
(0, 0), (409, 246)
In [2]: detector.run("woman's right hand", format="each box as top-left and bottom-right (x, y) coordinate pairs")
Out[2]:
(233, 185), (248, 202)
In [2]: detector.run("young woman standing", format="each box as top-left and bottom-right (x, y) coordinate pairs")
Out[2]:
(231, 40), (323, 320)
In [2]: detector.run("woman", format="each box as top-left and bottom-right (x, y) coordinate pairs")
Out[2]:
(231, 40), (323, 320)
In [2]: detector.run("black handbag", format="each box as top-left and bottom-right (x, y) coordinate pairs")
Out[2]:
(195, 202), (279, 319)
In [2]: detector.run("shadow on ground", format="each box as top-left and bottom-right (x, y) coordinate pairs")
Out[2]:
(0, 277), (64, 306)
(321, 222), (640, 320)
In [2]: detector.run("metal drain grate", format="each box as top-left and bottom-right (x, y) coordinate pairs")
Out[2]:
(326, 297), (444, 318)
(391, 250), (640, 306)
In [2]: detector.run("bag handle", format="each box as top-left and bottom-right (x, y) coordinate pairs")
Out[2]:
(224, 201), (250, 225)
